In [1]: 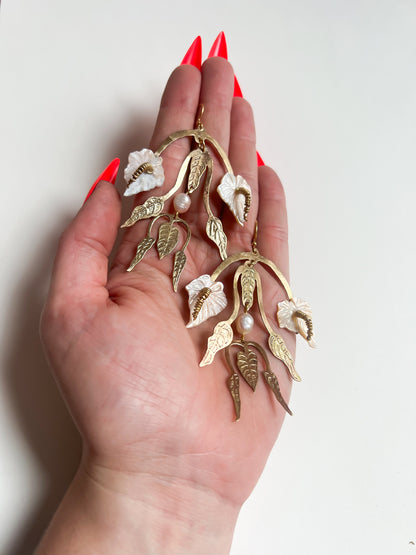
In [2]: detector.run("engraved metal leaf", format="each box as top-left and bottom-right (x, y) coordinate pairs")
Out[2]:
(237, 345), (258, 391)
(206, 216), (227, 260)
(200, 321), (233, 367)
(263, 369), (292, 415)
(121, 197), (164, 228)
(227, 373), (241, 421)
(187, 149), (210, 193)
(240, 265), (256, 310)
(127, 236), (155, 272)
(157, 222), (179, 259)
(268, 333), (301, 382)
(172, 250), (186, 292)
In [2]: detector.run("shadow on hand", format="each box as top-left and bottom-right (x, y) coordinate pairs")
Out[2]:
(4, 115), (154, 554)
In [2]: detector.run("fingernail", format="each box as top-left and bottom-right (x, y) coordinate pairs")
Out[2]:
(208, 31), (228, 59)
(181, 36), (202, 69)
(233, 75), (243, 97)
(84, 158), (120, 203)
(256, 152), (265, 167)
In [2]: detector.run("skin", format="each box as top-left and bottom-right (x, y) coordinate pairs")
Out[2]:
(37, 58), (295, 554)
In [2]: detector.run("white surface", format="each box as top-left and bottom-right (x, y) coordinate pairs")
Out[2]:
(1, 1), (416, 553)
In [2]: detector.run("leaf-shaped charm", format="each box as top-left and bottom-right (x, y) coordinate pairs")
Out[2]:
(127, 236), (155, 272)
(157, 222), (179, 259)
(268, 333), (301, 382)
(227, 373), (241, 421)
(187, 149), (210, 194)
(200, 321), (233, 367)
(121, 197), (164, 228)
(206, 216), (227, 260)
(237, 345), (258, 391)
(240, 265), (256, 310)
(263, 369), (292, 415)
(172, 250), (186, 292)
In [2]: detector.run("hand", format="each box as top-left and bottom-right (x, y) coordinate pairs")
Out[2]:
(38, 58), (294, 554)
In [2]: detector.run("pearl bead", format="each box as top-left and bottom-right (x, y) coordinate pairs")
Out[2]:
(236, 313), (254, 335)
(173, 193), (191, 213)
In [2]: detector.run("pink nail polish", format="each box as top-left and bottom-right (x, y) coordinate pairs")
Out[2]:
(208, 31), (228, 59)
(84, 158), (120, 203)
(181, 36), (202, 70)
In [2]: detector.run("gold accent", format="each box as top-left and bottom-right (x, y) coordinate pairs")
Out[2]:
(172, 250), (186, 292)
(236, 343), (258, 391)
(227, 373), (241, 422)
(127, 236), (155, 272)
(263, 368), (292, 415)
(268, 334), (300, 382)
(234, 186), (251, 222)
(192, 287), (212, 321)
(206, 216), (228, 260)
(240, 263), (256, 310)
(200, 321), (233, 367)
(251, 221), (258, 254)
(127, 162), (154, 186)
(187, 149), (210, 194)
(293, 310), (313, 341)
(121, 196), (165, 228)
(157, 221), (179, 259)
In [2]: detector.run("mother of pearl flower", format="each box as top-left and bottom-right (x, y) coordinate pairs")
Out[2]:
(124, 148), (165, 196)
(186, 275), (227, 328)
(277, 298), (315, 346)
(217, 173), (251, 226)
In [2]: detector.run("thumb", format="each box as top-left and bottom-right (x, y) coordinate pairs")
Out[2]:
(48, 166), (121, 309)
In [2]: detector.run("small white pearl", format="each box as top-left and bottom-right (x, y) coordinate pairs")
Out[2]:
(236, 313), (254, 335)
(173, 193), (191, 213)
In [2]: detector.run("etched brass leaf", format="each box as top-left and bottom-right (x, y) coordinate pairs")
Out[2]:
(240, 265), (256, 310)
(187, 149), (210, 193)
(200, 321), (233, 367)
(237, 345), (258, 391)
(263, 369), (292, 415)
(157, 222), (179, 259)
(227, 373), (241, 421)
(206, 216), (227, 260)
(172, 250), (186, 292)
(268, 333), (301, 382)
(127, 236), (155, 272)
(121, 197), (164, 228)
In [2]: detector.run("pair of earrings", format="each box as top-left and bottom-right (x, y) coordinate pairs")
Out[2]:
(121, 106), (314, 421)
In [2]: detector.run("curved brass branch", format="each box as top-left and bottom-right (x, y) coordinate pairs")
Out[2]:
(293, 310), (313, 341)
(226, 265), (245, 325)
(174, 216), (192, 251)
(253, 270), (275, 336)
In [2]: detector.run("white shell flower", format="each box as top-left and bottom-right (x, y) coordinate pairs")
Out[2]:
(277, 298), (315, 346)
(186, 274), (227, 328)
(124, 149), (164, 196)
(217, 173), (251, 226)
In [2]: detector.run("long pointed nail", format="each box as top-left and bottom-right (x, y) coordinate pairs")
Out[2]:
(256, 152), (265, 167)
(84, 158), (120, 203)
(233, 75), (243, 97)
(181, 36), (202, 69)
(208, 31), (228, 59)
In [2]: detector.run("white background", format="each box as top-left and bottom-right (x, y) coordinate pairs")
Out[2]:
(1, 1), (415, 553)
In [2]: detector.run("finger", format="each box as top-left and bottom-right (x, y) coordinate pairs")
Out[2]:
(114, 65), (201, 270)
(48, 182), (121, 308)
(222, 97), (258, 251)
(257, 166), (289, 277)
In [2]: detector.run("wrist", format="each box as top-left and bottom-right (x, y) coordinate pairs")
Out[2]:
(37, 453), (240, 554)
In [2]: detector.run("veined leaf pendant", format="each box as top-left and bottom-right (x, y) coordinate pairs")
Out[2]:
(157, 222), (179, 259)
(172, 250), (187, 292)
(206, 216), (227, 260)
(227, 373), (241, 421)
(268, 333), (301, 382)
(236, 344), (258, 391)
(121, 196), (164, 228)
(127, 236), (155, 272)
(187, 149), (210, 194)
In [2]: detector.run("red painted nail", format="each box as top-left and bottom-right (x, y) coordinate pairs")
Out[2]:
(208, 31), (228, 59)
(181, 36), (202, 70)
(84, 158), (120, 203)
(256, 152), (265, 167)
(233, 75), (243, 98)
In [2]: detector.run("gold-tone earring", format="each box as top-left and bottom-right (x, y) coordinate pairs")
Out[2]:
(121, 105), (314, 421)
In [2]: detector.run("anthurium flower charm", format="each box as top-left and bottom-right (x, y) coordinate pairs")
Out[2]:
(124, 148), (165, 196)
(217, 173), (251, 225)
(186, 274), (227, 328)
(277, 298), (315, 346)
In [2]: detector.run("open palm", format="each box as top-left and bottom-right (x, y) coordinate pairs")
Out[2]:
(41, 58), (295, 513)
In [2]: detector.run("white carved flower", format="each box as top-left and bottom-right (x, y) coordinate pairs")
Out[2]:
(217, 173), (251, 225)
(277, 298), (315, 346)
(124, 149), (164, 196)
(185, 274), (227, 328)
